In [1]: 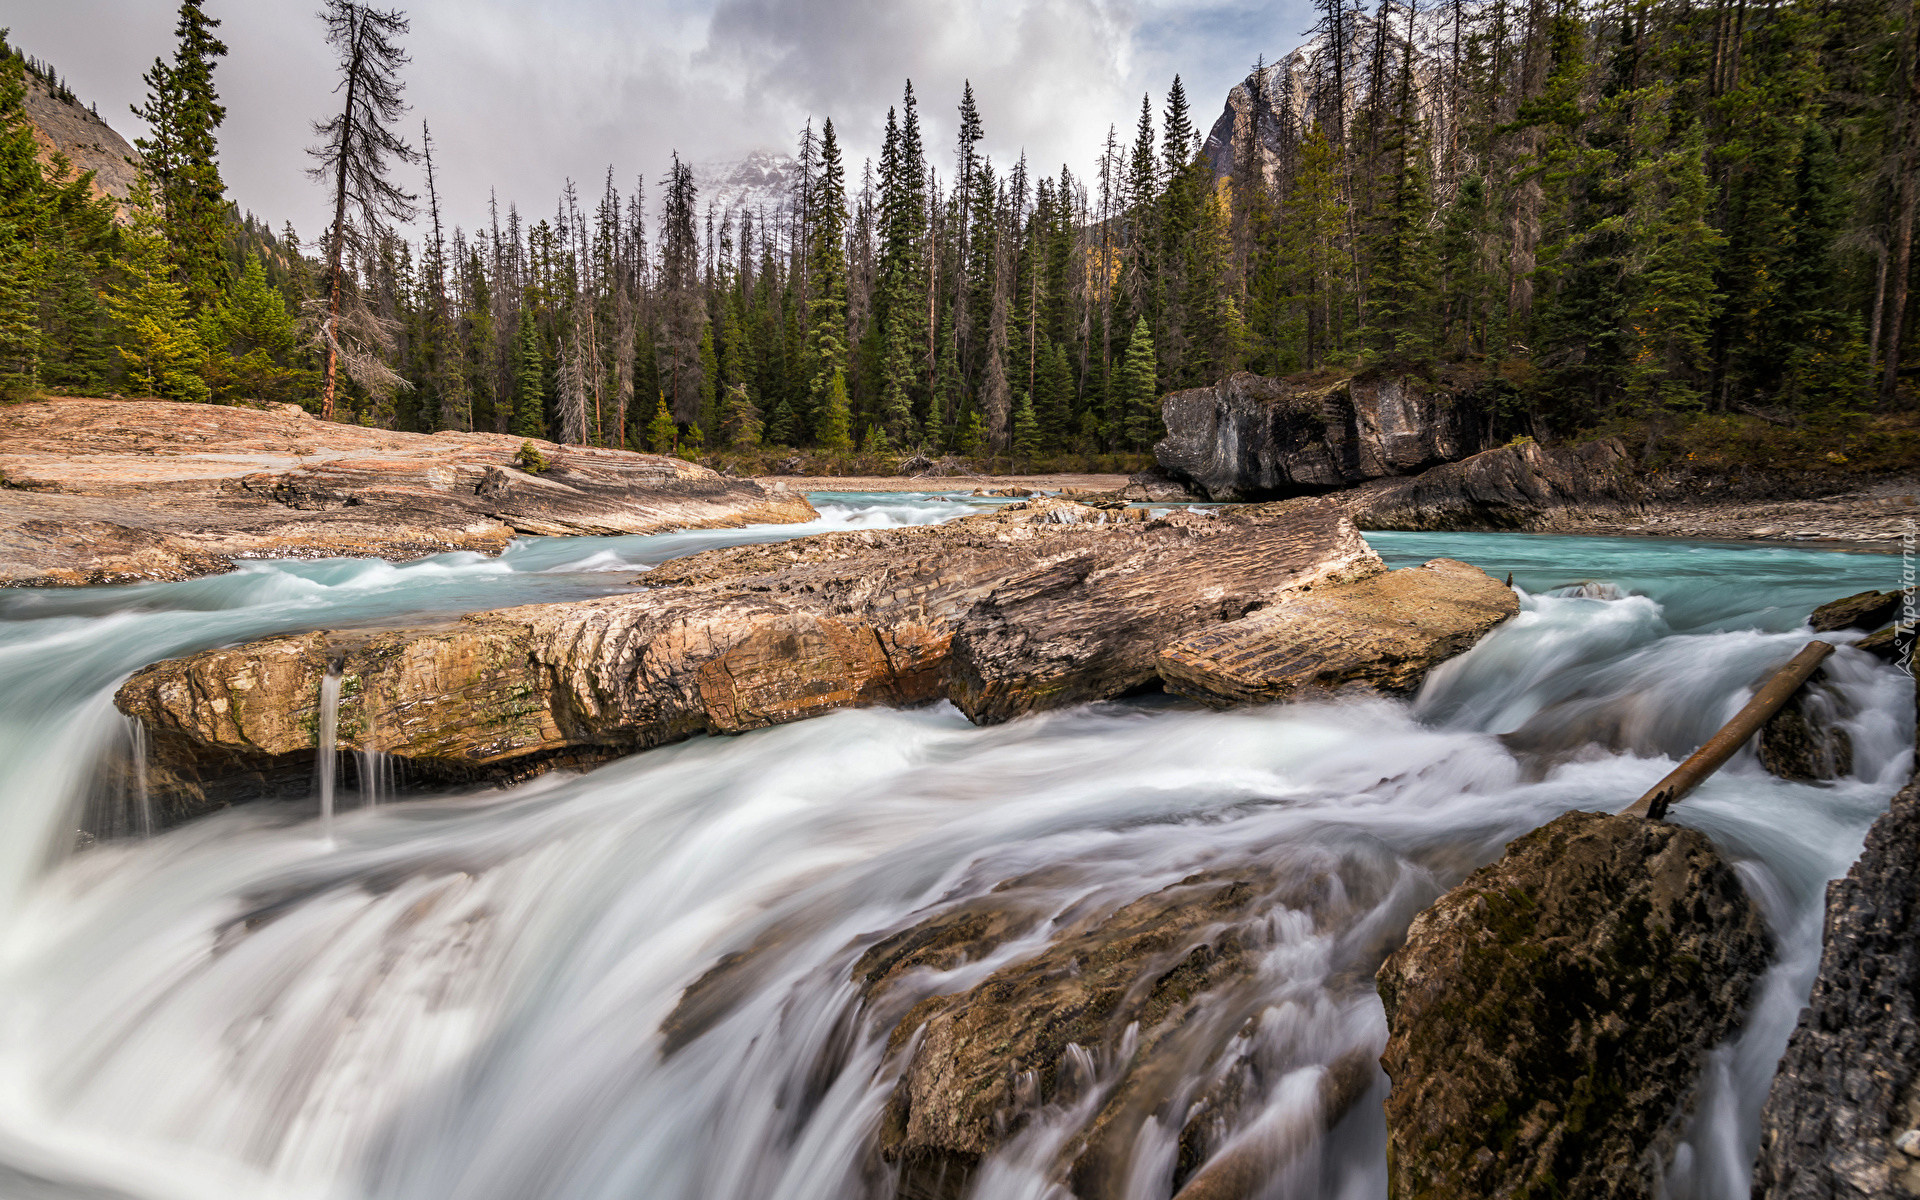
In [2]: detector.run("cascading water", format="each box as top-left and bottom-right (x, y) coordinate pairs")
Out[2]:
(0, 495), (1906, 1200)
(317, 669), (342, 842)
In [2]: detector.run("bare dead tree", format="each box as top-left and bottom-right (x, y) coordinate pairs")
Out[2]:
(306, 0), (418, 420)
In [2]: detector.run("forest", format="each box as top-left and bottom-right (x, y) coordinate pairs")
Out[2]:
(0, 0), (1915, 466)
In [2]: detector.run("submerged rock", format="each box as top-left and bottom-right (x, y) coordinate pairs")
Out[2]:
(1376, 811), (1769, 1200)
(0, 398), (815, 586)
(1153, 371), (1489, 501)
(1753, 775), (1920, 1199)
(1157, 557), (1517, 705)
(1759, 668), (1856, 781)
(116, 497), (1386, 823)
(853, 862), (1385, 1200)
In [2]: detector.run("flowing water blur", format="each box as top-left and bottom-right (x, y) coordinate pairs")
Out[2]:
(0, 496), (1906, 1200)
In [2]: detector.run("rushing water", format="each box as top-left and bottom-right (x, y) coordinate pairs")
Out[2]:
(0, 495), (1906, 1200)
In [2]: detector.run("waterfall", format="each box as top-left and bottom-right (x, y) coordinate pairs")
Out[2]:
(0, 509), (1905, 1200)
(316, 668), (341, 840)
(128, 716), (151, 838)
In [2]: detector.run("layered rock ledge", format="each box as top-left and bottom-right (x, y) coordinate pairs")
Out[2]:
(112, 497), (1518, 825)
(0, 398), (816, 585)
(1376, 811), (1770, 1200)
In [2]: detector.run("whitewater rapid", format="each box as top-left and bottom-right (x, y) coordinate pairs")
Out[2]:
(0, 495), (1906, 1200)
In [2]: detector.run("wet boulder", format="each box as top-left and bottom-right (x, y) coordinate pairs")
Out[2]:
(1156, 557), (1517, 706)
(1758, 668), (1856, 781)
(1753, 775), (1920, 1199)
(1376, 811), (1770, 1200)
(1153, 371), (1489, 501)
(1810, 589), (1904, 634)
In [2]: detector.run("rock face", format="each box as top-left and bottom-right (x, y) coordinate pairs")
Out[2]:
(1158, 557), (1517, 706)
(115, 497), (1388, 823)
(1154, 371), (1491, 501)
(1759, 668), (1856, 781)
(1342, 436), (1648, 532)
(0, 398), (815, 586)
(1753, 775), (1920, 1199)
(21, 74), (142, 212)
(1376, 811), (1770, 1200)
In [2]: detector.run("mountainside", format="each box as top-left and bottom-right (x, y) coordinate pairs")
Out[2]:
(1202, 13), (1453, 189)
(20, 73), (140, 214)
(693, 150), (797, 218)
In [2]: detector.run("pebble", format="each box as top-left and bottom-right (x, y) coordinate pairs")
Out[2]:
(1898, 1129), (1920, 1158)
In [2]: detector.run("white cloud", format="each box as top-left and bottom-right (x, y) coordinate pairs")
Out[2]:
(3, 0), (1318, 242)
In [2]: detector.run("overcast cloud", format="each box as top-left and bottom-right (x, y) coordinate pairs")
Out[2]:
(3, 0), (1313, 241)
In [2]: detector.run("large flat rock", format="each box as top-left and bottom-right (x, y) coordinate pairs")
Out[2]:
(113, 497), (1386, 824)
(1157, 557), (1517, 705)
(0, 398), (815, 585)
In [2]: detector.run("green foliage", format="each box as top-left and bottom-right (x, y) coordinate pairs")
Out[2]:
(511, 308), (546, 438)
(1117, 318), (1161, 449)
(817, 368), (853, 451)
(199, 254), (306, 402)
(645, 396), (677, 453)
(513, 439), (547, 473)
(132, 1), (230, 312)
(107, 177), (208, 403)
(719, 382), (762, 449)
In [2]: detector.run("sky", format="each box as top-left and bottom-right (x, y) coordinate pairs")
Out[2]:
(4, 0), (1316, 243)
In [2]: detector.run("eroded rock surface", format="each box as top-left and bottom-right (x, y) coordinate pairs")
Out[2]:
(1157, 557), (1516, 706)
(115, 497), (1383, 822)
(1154, 371), (1490, 501)
(1753, 775), (1920, 1199)
(1376, 811), (1769, 1200)
(1811, 589), (1904, 633)
(0, 398), (815, 585)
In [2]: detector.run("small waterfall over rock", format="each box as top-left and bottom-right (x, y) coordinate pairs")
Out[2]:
(316, 667), (341, 840)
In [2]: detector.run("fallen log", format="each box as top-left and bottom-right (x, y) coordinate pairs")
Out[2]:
(1625, 640), (1836, 820)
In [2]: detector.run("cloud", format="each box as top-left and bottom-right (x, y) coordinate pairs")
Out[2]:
(5, 0), (1318, 243)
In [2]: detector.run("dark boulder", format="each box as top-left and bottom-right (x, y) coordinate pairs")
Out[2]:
(1752, 774), (1920, 1199)
(1153, 371), (1490, 501)
(1376, 810), (1770, 1200)
(1342, 437), (1648, 531)
(1810, 589), (1904, 633)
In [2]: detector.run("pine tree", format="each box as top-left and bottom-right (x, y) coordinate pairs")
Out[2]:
(132, 0), (230, 312)
(108, 176), (209, 403)
(1010, 390), (1040, 461)
(720, 382), (762, 448)
(199, 254), (305, 402)
(512, 307), (546, 437)
(817, 367), (854, 450)
(646, 395), (676, 452)
(1118, 316), (1161, 448)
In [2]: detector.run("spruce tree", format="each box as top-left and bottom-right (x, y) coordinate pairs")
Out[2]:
(512, 308), (546, 438)
(646, 395), (676, 452)
(1010, 391), (1040, 461)
(132, 0), (230, 312)
(1118, 317), (1161, 448)
(107, 177), (208, 403)
(817, 367), (854, 450)
(719, 382), (762, 448)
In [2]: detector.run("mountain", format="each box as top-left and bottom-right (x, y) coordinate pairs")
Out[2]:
(1201, 13), (1452, 189)
(692, 150), (798, 219)
(21, 73), (141, 215)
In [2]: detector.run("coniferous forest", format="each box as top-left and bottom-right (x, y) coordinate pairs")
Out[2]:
(2, 0), (1917, 467)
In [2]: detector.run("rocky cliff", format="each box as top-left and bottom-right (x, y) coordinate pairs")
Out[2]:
(1752, 774), (1920, 1199)
(0, 398), (815, 586)
(1377, 811), (1770, 1199)
(1339, 436), (1650, 531)
(1153, 371), (1492, 501)
(21, 74), (141, 213)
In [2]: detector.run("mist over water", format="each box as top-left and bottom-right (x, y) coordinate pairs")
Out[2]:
(0, 496), (1906, 1200)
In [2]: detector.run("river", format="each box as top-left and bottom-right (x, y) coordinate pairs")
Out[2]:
(0, 493), (1907, 1200)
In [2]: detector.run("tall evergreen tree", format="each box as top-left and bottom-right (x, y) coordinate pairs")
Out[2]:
(132, 0), (230, 313)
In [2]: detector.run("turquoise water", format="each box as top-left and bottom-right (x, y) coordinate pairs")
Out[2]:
(0, 497), (1906, 1200)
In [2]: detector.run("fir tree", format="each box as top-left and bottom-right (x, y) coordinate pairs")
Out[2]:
(108, 177), (209, 403)
(817, 367), (854, 450)
(719, 382), (762, 448)
(1118, 317), (1161, 448)
(512, 307), (546, 438)
(132, 1), (230, 313)
(646, 395), (677, 452)
(1010, 391), (1040, 461)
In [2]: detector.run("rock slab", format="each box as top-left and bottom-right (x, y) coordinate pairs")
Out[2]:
(1376, 811), (1770, 1200)
(0, 398), (816, 585)
(1752, 775), (1920, 1199)
(1157, 557), (1517, 705)
(115, 498), (1383, 823)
